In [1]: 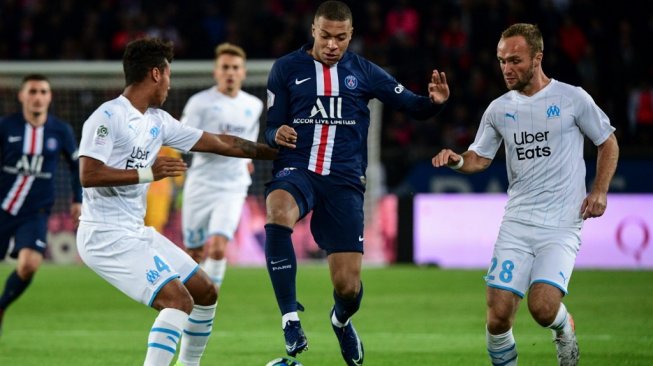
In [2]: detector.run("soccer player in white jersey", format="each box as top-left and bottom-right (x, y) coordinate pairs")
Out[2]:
(76, 38), (276, 366)
(181, 43), (262, 288)
(432, 23), (619, 366)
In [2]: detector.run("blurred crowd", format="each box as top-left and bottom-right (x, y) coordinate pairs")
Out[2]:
(1, 0), (651, 189)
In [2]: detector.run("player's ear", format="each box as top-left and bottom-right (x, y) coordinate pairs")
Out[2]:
(534, 52), (543, 68)
(151, 67), (161, 82)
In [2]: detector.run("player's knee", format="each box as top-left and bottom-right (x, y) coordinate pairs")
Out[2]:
(528, 300), (558, 326)
(17, 263), (39, 279)
(196, 282), (218, 306)
(334, 280), (360, 300)
(487, 307), (514, 333)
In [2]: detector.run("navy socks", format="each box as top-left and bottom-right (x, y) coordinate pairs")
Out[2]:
(265, 224), (298, 314)
(0, 270), (32, 310)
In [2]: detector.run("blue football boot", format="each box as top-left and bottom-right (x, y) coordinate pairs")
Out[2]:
(330, 308), (364, 365)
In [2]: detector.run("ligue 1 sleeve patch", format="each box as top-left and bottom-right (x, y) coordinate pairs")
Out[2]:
(94, 125), (109, 145)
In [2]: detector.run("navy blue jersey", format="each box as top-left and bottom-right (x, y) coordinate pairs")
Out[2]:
(0, 113), (82, 216)
(265, 44), (444, 186)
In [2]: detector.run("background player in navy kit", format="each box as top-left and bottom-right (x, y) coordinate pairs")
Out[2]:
(432, 23), (619, 366)
(263, 1), (449, 364)
(0, 74), (82, 336)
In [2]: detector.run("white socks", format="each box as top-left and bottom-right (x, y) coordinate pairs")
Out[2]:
(144, 308), (187, 366)
(281, 312), (300, 328)
(486, 327), (518, 366)
(548, 302), (573, 336)
(201, 258), (227, 287)
(177, 303), (217, 366)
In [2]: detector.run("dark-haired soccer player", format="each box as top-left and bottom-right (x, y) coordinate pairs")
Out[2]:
(0, 74), (82, 336)
(76, 37), (276, 366)
(432, 23), (619, 366)
(263, 1), (449, 364)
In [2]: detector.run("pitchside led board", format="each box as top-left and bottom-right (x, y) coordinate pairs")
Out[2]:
(414, 194), (653, 269)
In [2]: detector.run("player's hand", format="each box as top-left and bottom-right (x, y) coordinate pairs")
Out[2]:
(428, 69), (449, 104)
(580, 191), (608, 220)
(70, 202), (82, 228)
(151, 156), (188, 180)
(432, 148), (461, 168)
(275, 125), (298, 149)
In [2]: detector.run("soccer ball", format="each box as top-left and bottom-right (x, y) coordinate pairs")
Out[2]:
(265, 356), (303, 366)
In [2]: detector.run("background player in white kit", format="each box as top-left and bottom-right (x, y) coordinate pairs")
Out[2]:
(432, 23), (619, 366)
(181, 43), (262, 288)
(76, 38), (276, 366)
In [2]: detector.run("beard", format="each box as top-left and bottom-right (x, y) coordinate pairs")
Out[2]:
(506, 63), (535, 92)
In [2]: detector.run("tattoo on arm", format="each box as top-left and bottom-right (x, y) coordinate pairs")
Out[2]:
(234, 136), (257, 158)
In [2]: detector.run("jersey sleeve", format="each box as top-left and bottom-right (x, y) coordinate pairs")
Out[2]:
(61, 122), (82, 203)
(160, 111), (203, 152)
(264, 60), (289, 147)
(365, 61), (444, 120)
(468, 103), (503, 159)
(79, 106), (117, 164)
(573, 87), (616, 146)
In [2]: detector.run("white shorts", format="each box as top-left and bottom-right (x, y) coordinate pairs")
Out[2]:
(77, 223), (199, 306)
(485, 219), (580, 298)
(182, 190), (246, 249)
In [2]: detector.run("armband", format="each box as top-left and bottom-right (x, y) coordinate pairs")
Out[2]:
(450, 156), (464, 170)
(137, 167), (154, 183)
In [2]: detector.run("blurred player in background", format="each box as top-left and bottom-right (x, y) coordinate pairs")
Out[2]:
(145, 146), (183, 232)
(76, 38), (276, 366)
(432, 23), (619, 366)
(0, 74), (82, 336)
(181, 42), (262, 288)
(263, 1), (449, 364)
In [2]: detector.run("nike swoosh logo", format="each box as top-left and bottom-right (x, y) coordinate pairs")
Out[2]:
(271, 258), (288, 265)
(286, 342), (297, 352)
(8, 136), (22, 143)
(358, 236), (364, 242)
(295, 77), (311, 85)
(35, 239), (47, 248)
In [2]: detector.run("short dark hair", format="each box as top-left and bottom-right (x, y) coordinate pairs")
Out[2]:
(314, 1), (352, 24)
(21, 73), (49, 86)
(122, 38), (174, 86)
(501, 23), (544, 56)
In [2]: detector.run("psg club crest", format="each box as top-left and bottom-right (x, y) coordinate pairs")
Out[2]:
(345, 75), (358, 90)
(46, 137), (58, 151)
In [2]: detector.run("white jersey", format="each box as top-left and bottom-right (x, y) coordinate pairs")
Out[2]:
(469, 79), (615, 228)
(181, 87), (262, 193)
(78, 95), (202, 230)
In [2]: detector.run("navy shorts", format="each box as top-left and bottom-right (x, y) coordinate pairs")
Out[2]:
(0, 209), (49, 260)
(266, 168), (365, 254)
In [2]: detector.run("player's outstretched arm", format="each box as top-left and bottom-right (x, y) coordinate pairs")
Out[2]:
(191, 131), (278, 160)
(431, 149), (491, 174)
(79, 156), (187, 187)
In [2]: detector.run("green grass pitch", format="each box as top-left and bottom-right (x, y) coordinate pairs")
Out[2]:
(0, 264), (651, 365)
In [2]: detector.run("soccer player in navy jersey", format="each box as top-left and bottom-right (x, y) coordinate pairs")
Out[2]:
(0, 74), (82, 336)
(263, 1), (450, 364)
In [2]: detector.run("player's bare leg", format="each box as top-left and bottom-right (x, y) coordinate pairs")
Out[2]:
(186, 247), (204, 264)
(145, 279), (194, 366)
(328, 252), (364, 365)
(202, 235), (229, 287)
(177, 270), (218, 366)
(529, 283), (579, 366)
(486, 287), (520, 366)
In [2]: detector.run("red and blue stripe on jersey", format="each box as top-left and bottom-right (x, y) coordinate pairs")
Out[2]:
(0, 113), (81, 216)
